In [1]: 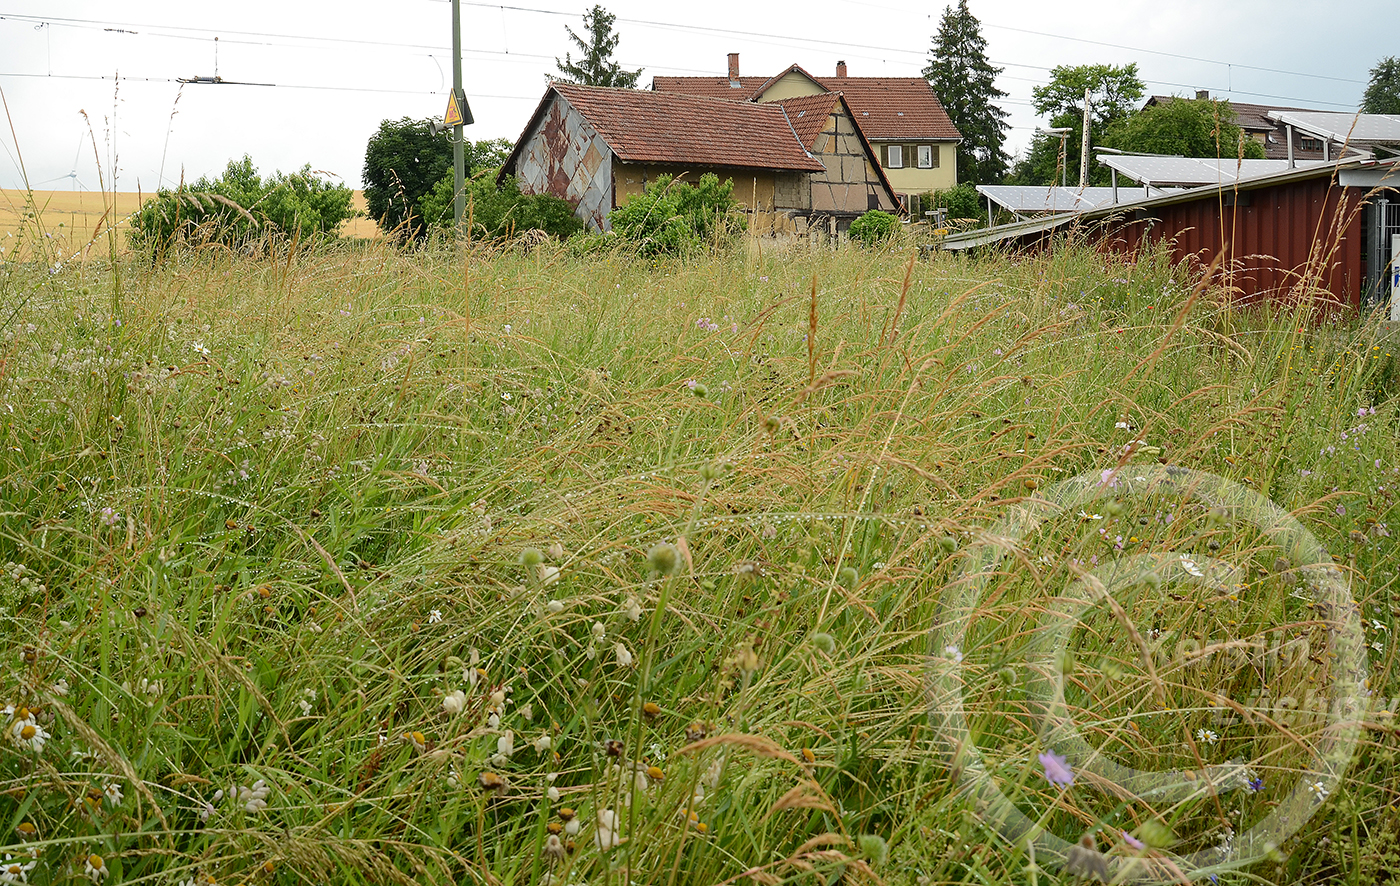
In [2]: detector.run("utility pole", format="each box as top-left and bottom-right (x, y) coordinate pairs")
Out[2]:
(1078, 87), (1092, 189)
(452, 0), (465, 236)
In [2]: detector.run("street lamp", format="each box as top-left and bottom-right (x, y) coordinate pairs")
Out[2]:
(1036, 127), (1073, 188)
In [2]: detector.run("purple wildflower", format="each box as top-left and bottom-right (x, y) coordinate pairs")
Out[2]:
(1122, 831), (1145, 851)
(1039, 750), (1074, 787)
(1247, 776), (1265, 792)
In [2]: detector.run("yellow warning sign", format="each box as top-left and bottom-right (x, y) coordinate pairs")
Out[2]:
(444, 91), (465, 127)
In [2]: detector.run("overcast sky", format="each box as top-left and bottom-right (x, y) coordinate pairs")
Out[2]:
(0, 0), (1390, 192)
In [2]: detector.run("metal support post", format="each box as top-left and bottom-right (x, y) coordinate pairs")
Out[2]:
(452, 0), (465, 236)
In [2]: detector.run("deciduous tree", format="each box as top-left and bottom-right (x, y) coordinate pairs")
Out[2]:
(1109, 96), (1265, 160)
(922, 0), (1010, 185)
(362, 118), (512, 241)
(1007, 63), (1144, 187)
(555, 5), (641, 89)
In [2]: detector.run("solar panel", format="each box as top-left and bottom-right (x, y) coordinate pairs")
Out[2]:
(975, 185), (1123, 213)
(1096, 155), (1326, 188)
(1268, 111), (1400, 145)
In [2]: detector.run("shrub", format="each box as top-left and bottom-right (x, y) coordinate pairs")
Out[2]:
(128, 156), (355, 256)
(847, 209), (901, 245)
(930, 183), (984, 226)
(421, 173), (584, 242)
(607, 173), (746, 256)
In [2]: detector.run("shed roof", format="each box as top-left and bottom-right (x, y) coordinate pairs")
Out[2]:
(507, 82), (824, 174)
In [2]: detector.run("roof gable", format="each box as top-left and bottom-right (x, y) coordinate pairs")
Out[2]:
(751, 64), (826, 102)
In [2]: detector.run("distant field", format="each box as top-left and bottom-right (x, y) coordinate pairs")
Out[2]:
(0, 189), (379, 259)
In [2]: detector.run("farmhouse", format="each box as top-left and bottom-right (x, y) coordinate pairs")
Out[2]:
(654, 55), (962, 211)
(943, 154), (1400, 315)
(500, 81), (897, 234)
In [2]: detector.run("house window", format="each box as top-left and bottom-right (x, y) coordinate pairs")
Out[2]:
(886, 145), (903, 168)
(918, 145), (935, 168)
(1300, 136), (1324, 151)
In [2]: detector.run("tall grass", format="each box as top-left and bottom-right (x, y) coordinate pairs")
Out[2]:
(0, 235), (1395, 886)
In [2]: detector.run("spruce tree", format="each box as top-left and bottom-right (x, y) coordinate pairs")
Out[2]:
(555, 5), (642, 89)
(922, 0), (1010, 185)
(1362, 56), (1400, 115)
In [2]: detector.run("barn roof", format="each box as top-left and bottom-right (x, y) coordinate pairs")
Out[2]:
(504, 82), (824, 173)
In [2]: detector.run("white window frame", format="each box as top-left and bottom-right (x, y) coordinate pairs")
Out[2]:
(886, 144), (903, 168)
(917, 144), (934, 168)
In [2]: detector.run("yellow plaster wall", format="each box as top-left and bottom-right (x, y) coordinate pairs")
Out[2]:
(878, 143), (958, 193)
(754, 71), (826, 102)
(613, 165), (781, 209)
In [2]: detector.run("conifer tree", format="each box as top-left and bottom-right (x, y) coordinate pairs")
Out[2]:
(922, 0), (1010, 185)
(555, 5), (642, 89)
(1362, 56), (1400, 115)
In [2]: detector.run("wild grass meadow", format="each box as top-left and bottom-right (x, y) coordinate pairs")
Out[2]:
(0, 226), (1397, 886)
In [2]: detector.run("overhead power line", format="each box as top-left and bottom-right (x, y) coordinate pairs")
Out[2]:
(0, 7), (1364, 112)
(0, 70), (538, 101)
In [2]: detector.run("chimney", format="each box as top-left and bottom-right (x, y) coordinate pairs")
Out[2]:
(1196, 89), (1209, 101)
(727, 53), (740, 85)
(836, 60), (848, 78)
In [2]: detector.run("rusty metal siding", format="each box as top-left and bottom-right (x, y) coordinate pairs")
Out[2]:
(1106, 179), (1365, 306)
(512, 94), (614, 232)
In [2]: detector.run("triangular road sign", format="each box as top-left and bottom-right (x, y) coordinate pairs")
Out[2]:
(444, 91), (465, 127)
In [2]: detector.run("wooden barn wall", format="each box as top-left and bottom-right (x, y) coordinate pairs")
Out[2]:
(1099, 179), (1365, 306)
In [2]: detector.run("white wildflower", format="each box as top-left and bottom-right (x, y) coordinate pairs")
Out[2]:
(428, 609), (443, 624)
(614, 643), (634, 667)
(103, 782), (123, 807)
(83, 854), (107, 882)
(443, 689), (467, 716)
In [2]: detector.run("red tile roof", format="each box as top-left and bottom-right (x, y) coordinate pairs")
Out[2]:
(547, 82), (823, 171)
(813, 77), (961, 141)
(654, 69), (962, 142)
(651, 75), (768, 100)
(774, 93), (840, 148)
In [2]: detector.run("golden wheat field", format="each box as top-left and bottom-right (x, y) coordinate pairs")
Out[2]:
(0, 188), (377, 259)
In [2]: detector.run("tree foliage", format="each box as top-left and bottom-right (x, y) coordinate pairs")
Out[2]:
(922, 0), (1010, 185)
(421, 173), (583, 241)
(1008, 63), (1146, 187)
(607, 173), (745, 255)
(555, 5), (641, 89)
(128, 156), (354, 256)
(1111, 96), (1265, 160)
(1362, 56), (1400, 115)
(362, 116), (513, 241)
